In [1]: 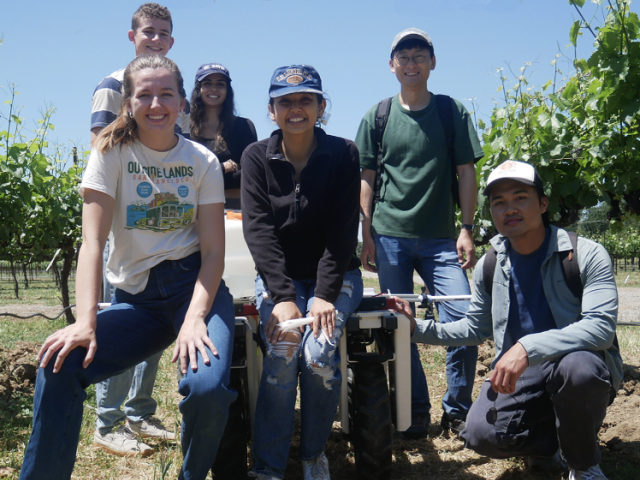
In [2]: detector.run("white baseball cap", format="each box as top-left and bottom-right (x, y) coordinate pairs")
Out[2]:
(483, 160), (544, 196)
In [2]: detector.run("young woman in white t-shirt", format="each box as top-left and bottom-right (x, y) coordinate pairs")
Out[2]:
(19, 55), (236, 480)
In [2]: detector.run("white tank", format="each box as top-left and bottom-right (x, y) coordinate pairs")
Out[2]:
(223, 217), (257, 299)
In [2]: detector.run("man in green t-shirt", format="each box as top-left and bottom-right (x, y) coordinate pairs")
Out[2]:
(355, 27), (484, 439)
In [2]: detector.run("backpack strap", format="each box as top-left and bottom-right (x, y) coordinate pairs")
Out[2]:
(434, 94), (458, 207)
(373, 97), (393, 205)
(482, 247), (498, 296)
(558, 231), (583, 298)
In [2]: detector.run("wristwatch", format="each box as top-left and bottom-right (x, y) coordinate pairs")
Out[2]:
(461, 224), (475, 232)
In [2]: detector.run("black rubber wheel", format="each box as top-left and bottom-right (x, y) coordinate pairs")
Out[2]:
(348, 363), (393, 480)
(211, 368), (249, 479)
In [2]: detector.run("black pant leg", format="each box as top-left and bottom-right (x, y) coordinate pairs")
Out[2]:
(461, 365), (558, 459)
(547, 350), (613, 470)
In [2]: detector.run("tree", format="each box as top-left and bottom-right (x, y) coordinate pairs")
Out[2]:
(475, 0), (640, 238)
(577, 203), (610, 237)
(1, 84), (86, 322)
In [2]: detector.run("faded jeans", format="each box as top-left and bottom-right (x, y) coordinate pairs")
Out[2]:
(19, 253), (237, 480)
(95, 352), (163, 432)
(98, 239), (162, 432)
(374, 234), (477, 421)
(251, 269), (363, 479)
(461, 350), (614, 471)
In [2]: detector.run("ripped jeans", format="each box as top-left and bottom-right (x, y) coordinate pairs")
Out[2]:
(251, 269), (363, 479)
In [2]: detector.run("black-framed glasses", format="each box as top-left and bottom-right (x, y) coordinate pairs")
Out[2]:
(393, 53), (429, 66)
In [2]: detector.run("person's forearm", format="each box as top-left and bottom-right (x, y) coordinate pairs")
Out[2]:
(360, 168), (376, 238)
(457, 164), (477, 225)
(75, 192), (113, 325)
(184, 250), (224, 324)
(75, 240), (104, 327)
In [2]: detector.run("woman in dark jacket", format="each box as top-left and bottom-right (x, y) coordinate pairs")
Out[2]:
(190, 63), (257, 209)
(241, 65), (363, 480)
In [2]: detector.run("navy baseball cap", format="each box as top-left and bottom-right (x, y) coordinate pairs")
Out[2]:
(195, 63), (231, 83)
(269, 65), (323, 98)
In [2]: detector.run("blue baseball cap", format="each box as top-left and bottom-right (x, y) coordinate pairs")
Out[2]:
(269, 65), (323, 98)
(195, 63), (231, 83)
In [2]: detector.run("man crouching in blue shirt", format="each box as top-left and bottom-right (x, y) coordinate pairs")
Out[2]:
(396, 160), (622, 480)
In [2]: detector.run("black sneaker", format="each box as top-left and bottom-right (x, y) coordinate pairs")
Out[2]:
(528, 451), (566, 472)
(441, 412), (466, 437)
(400, 413), (430, 440)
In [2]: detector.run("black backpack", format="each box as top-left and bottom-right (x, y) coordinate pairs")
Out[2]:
(373, 94), (459, 206)
(482, 231), (619, 349)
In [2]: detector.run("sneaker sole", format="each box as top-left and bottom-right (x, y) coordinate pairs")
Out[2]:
(133, 431), (177, 440)
(93, 441), (154, 457)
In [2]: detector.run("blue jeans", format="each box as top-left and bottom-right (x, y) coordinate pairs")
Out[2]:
(19, 252), (237, 480)
(95, 351), (163, 432)
(251, 269), (363, 479)
(374, 234), (477, 420)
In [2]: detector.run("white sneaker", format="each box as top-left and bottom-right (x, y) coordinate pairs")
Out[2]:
(93, 424), (154, 457)
(569, 464), (608, 480)
(128, 416), (176, 440)
(302, 452), (330, 480)
(247, 472), (279, 480)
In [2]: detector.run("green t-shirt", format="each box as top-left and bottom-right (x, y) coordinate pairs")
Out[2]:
(355, 94), (483, 239)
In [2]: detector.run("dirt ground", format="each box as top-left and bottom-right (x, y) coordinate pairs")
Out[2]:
(0, 288), (639, 478)
(0, 342), (38, 402)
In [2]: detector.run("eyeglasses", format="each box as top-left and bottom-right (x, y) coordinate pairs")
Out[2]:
(393, 53), (429, 66)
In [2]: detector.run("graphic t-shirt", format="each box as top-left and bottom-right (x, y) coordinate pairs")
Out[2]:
(81, 136), (224, 294)
(507, 228), (557, 341)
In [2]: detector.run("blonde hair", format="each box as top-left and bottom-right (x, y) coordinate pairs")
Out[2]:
(95, 55), (186, 153)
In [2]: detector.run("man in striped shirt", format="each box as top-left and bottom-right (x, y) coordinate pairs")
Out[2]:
(90, 2), (185, 458)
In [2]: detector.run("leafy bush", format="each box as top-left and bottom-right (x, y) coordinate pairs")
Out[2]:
(475, 0), (640, 238)
(1, 85), (87, 321)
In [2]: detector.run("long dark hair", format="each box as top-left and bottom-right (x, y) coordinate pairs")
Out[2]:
(95, 55), (186, 153)
(189, 76), (236, 154)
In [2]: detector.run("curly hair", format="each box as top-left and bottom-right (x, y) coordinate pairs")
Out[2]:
(189, 76), (236, 154)
(131, 3), (172, 33)
(95, 55), (186, 153)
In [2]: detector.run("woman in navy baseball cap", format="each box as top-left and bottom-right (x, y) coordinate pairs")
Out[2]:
(241, 65), (363, 480)
(189, 63), (257, 209)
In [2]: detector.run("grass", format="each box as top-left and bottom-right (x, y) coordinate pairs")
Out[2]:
(0, 275), (76, 307)
(615, 268), (640, 288)
(0, 274), (638, 479)
(0, 317), (67, 349)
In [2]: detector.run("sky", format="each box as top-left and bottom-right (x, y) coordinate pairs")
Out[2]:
(1, 0), (631, 164)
